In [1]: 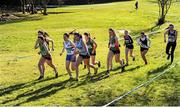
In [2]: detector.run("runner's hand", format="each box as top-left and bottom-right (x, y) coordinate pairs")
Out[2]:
(164, 39), (166, 43)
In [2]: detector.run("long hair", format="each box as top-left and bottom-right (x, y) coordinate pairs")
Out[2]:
(44, 32), (50, 37)
(84, 32), (90, 37)
(74, 33), (82, 39)
(64, 33), (70, 38)
(109, 28), (116, 36)
(38, 30), (44, 35)
(108, 28), (116, 42)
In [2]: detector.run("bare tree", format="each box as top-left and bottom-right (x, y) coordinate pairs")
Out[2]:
(157, 0), (173, 25)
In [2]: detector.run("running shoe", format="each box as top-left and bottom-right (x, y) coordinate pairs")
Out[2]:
(55, 72), (58, 78)
(38, 76), (44, 80)
(121, 66), (125, 72)
(94, 68), (98, 75)
(132, 57), (135, 61)
(98, 61), (101, 68)
(69, 77), (73, 81)
(75, 78), (79, 81)
(106, 70), (110, 75)
(125, 63), (129, 66)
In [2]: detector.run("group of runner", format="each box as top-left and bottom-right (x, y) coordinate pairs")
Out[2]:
(34, 24), (178, 81)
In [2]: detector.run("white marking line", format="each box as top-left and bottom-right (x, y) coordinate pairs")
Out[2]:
(103, 62), (180, 107)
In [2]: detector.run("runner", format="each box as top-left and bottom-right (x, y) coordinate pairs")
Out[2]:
(84, 32), (101, 67)
(34, 30), (58, 80)
(60, 33), (76, 80)
(164, 24), (178, 63)
(74, 33), (98, 81)
(135, 1), (139, 10)
(137, 31), (151, 65)
(123, 30), (135, 66)
(106, 28), (125, 75)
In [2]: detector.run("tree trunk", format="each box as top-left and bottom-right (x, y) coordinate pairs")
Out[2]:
(43, 0), (48, 15)
(20, 0), (25, 14)
(161, 0), (165, 22)
(157, 0), (166, 25)
(31, 3), (35, 14)
(158, 16), (165, 25)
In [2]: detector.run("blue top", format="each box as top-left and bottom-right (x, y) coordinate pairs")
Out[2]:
(75, 39), (89, 55)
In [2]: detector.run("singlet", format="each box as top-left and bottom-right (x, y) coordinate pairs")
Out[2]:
(109, 36), (119, 51)
(168, 30), (176, 43)
(64, 40), (75, 55)
(86, 38), (95, 53)
(124, 35), (133, 46)
(140, 36), (148, 48)
(38, 39), (49, 56)
(75, 39), (88, 55)
(45, 38), (50, 50)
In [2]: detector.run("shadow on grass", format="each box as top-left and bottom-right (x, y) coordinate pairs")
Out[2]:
(1, 65), (142, 105)
(71, 65), (142, 89)
(147, 63), (171, 76)
(125, 65), (142, 72)
(110, 63), (172, 106)
(131, 24), (161, 37)
(1, 68), (116, 105)
(47, 12), (75, 14)
(0, 73), (67, 97)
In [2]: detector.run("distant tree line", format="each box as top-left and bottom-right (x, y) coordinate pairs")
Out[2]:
(0, 0), (132, 14)
(0, 0), (46, 14)
(0, 0), (132, 6)
(63, 0), (132, 5)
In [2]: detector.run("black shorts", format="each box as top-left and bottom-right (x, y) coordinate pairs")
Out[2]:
(110, 49), (120, 54)
(42, 54), (52, 60)
(90, 51), (96, 56)
(79, 54), (90, 59)
(140, 47), (148, 52)
(126, 45), (134, 49)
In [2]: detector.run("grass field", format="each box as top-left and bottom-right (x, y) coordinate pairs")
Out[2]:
(0, 0), (180, 106)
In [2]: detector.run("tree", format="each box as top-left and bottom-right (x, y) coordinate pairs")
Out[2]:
(20, 0), (26, 14)
(42, 0), (49, 15)
(157, 0), (173, 25)
(57, 0), (65, 6)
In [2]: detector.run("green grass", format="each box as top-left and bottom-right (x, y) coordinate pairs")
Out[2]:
(0, 0), (180, 106)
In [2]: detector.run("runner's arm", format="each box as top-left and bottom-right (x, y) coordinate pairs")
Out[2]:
(164, 30), (168, 43)
(130, 36), (134, 43)
(60, 42), (65, 56)
(175, 30), (178, 42)
(70, 41), (77, 55)
(82, 41), (89, 55)
(46, 37), (54, 51)
(34, 39), (39, 49)
(92, 40), (97, 53)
